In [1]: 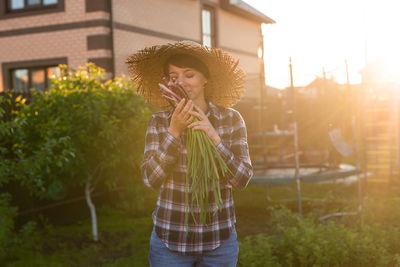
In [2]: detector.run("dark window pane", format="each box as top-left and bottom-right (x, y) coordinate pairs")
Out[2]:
(43, 0), (58, 5)
(9, 0), (25, 10)
(12, 69), (29, 92)
(28, 0), (41, 6)
(31, 69), (46, 92)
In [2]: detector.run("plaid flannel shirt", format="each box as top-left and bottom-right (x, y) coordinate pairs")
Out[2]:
(141, 101), (253, 255)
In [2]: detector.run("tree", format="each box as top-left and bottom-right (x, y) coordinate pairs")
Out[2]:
(10, 63), (150, 241)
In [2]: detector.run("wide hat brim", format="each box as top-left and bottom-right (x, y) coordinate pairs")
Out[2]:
(126, 41), (246, 109)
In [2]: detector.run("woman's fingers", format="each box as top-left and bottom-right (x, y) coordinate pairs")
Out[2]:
(190, 125), (207, 132)
(188, 121), (203, 128)
(180, 101), (193, 121)
(183, 112), (191, 122)
(192, 104), (206, 116)
(185, 115), (194, 124)
(174, 98), (186, 114)
(189, 110), (203, 120)
(173, 99), (194, 127)
(188, 121), (197, 128)
(192, 105), (208, 120)
(181, 100), (192, 114)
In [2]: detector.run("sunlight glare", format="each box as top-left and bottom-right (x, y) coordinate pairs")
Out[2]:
(243, 0), (400, 87)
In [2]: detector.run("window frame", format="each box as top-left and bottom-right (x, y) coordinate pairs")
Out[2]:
(2, 57), (67, 92)
(7, 0), (58, 12)
(201, 5), (217, 48)
(0, 0), (64, 19)
(10, 65), (60, 93)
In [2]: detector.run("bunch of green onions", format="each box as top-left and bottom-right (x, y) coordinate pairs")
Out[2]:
(159, 78), (231, 226)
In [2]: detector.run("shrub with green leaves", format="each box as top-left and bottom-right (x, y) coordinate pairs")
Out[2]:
(238, 206), (398, 267)
(0, 193), (37, 263)
(9, 63), (151, 240)
(0, 93), (25, 187)
(0, 193), (17, 260)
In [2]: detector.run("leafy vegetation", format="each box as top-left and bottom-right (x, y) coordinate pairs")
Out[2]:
(2, 205), (153, 267)
(0, 63), (151, 245)
(2, 64), (400, 266)
(0, 193), (37, 262)
(9, 63), (150, 201)
(1, 181), (400, 266)
(238, 206), (400, 266)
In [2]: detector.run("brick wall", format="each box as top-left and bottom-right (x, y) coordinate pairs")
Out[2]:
(0, 0), (265, 97)
(0, 0), (112, 91)
(0, 0), (109, 32)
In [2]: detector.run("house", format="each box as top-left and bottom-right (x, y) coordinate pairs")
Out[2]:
(0, 0), (275, 101)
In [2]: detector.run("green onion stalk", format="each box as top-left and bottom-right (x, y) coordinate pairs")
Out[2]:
(159, 78), (231, 228)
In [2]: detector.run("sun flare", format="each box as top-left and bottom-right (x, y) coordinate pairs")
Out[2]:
(243, 0), (400, 87)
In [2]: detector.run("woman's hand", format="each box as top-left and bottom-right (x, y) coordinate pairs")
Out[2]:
(188, 104), (221, 146)
(168, 99), (194, 139)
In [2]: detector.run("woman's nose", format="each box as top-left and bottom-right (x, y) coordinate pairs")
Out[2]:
(176, 76), (185, 85)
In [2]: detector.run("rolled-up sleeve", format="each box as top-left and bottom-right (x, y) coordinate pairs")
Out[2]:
(140, 114), (181, 189)
(215, 110), (253, 190)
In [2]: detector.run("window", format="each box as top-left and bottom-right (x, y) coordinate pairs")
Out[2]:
(201, 6), (215, 47)
(10, 66), (60, 93)
(7, 0), (58, 12)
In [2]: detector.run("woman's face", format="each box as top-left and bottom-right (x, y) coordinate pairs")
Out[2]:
(168, 64), (208, 103)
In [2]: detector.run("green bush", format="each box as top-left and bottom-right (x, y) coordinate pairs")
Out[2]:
(0, 93), (24, 187)
(11, 63), (151, 200)
(0, 193), (17, 260)
(0, 193), (37, 263)
(4, 63), (151, 241)
(238, 234), (281, 267)
(238, 206), (398, 267)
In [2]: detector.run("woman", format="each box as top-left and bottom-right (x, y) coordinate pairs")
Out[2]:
(126, 40), (253, 266)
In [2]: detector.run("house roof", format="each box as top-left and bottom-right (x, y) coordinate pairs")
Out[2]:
(219, 0), (276, 24)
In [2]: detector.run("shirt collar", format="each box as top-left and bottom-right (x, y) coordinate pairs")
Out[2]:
(166, 100), (222, 120)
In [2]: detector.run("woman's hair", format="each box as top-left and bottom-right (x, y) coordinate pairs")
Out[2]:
(163, 53), (210, 79)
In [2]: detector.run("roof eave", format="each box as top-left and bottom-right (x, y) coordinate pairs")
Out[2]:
(219, 0), (276, 24)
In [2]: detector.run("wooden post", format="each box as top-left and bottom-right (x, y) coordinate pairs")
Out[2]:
(258, 35), (267, 165)
(293, 122), (302, 215)
(289, 57), (302, 215)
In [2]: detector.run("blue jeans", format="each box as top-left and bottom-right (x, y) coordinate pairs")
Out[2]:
(148, 227), (239, 267)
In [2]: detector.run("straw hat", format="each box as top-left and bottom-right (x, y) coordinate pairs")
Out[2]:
(126, 40), (246, 109)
